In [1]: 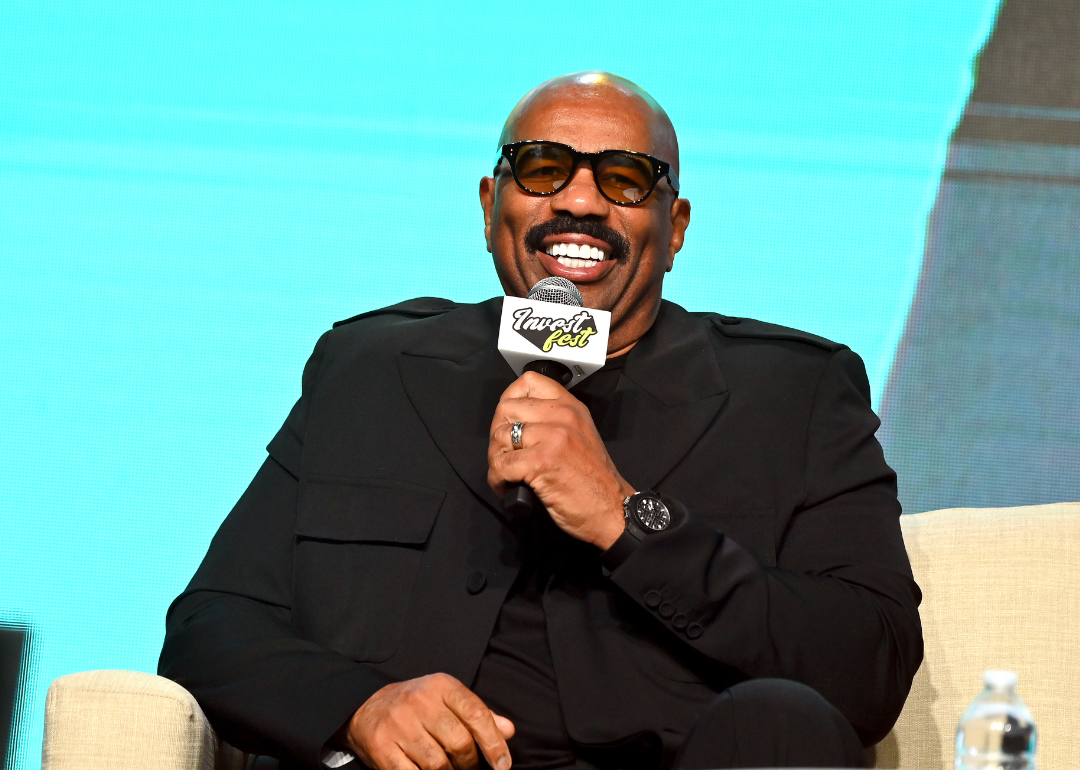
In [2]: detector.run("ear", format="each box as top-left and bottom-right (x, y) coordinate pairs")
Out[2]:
(479, 176), (496, 253)
(666, 197), (691, 271)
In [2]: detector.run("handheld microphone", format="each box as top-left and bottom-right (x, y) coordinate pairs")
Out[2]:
(497, 277), (611, 515)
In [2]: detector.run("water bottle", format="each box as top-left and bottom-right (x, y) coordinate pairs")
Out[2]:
(955, 670), (1037, 769)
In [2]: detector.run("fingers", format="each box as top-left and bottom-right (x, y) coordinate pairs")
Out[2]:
(490, 399), (586, 445)
(492, 394), (582, 426)
(397, 730), (456, 770)
(491, 712), (516, 740)
(489, 373), (593, 455)
(489, 419), (546, 453)
(374, 743), (422, 770)
(500, 370), (569, 400)
(489, 421), (565, 464)
(348, 675), (510, 770)
(487, 420), (573, 494)
(424, 709), (480, 770)
(444, 681), (513, 770)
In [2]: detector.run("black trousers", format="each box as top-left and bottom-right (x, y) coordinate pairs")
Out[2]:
(320, 679), (868, 770)
(674, 679), (868, 769)
(485, 679), (868, 770)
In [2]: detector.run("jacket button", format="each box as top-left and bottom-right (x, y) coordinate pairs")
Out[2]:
(671, 613), (688, 629)
(658, 601), (676, 618)
(685, 623), (704, 639)
(466, 570), (487, 595)
(644, 590), (662, 608)
(719, 315), (741, 325)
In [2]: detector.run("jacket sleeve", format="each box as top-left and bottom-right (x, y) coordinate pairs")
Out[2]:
(158, 333), (394, 767)
(607, 348), (923, 745)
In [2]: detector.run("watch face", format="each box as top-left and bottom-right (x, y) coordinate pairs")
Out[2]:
(635, 496), (671, 531)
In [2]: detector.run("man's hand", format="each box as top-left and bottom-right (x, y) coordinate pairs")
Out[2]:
(344, 673), (514, 770)
(488, 371), (634, 550)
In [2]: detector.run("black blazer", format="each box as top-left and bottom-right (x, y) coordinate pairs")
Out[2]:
(159, 298), (922, 768)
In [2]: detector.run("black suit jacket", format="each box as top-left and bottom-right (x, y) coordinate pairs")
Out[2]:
(159, 298), (922, 768)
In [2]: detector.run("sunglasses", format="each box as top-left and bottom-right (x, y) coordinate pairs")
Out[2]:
(494, 140), (680, 206)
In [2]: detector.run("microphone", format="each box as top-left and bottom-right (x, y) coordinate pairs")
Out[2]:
(497, 277), (611, 515)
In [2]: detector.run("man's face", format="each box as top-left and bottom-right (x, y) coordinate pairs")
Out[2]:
(479, 87), (690, 354)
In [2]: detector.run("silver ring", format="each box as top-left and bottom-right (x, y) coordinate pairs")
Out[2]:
(510, 421), (524, 450)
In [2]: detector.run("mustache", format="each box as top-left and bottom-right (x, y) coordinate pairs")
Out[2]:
(523, 216), (630, 264)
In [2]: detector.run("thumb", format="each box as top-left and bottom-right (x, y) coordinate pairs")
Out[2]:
(490, 711), (516, 739)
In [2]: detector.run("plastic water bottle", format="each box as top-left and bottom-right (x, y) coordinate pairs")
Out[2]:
(955, 670), (1037, 769)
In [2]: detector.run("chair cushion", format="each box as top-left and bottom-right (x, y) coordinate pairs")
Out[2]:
(875, 503), (1080, 769)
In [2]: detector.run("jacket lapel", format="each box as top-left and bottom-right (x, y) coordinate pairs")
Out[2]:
(397, 299), (516, 514)
(601, 301), (729, 492)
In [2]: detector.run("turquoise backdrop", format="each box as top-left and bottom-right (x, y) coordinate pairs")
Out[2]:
(0, 2), (1001, 766)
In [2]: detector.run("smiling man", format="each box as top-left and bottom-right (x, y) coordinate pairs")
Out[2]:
(481, 72), (688, 361)
(160, 72), (923, 770)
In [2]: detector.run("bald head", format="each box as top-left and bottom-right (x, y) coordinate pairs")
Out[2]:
(499, 71), (680, 175)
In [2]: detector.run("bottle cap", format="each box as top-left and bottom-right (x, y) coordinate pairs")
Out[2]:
(983, 669), (1018, 690)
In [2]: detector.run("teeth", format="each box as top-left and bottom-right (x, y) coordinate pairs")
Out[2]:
(546, 243), (605, 263)
(557, 257), (594, 267)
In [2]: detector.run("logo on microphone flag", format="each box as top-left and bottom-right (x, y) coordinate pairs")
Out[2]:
(511, 306), (599, 352)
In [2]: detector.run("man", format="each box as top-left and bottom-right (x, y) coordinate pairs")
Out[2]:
(160, 72), (923, 770)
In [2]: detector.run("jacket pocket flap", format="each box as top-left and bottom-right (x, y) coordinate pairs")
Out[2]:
(297, 476), (446, 543)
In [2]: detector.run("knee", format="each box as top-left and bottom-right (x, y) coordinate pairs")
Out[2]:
(679, 679), (867, 769)
(721, 677), (838, 719)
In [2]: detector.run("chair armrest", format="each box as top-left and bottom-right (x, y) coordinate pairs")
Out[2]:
(41, 670), (245, 770)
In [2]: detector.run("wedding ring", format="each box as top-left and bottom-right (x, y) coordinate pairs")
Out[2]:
(510, 421), (524, 450)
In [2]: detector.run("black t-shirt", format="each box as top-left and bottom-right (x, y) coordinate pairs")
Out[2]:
(471, 355), (628, 770)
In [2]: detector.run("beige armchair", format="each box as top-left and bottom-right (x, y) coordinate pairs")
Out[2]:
(41, 503), (1080, 770)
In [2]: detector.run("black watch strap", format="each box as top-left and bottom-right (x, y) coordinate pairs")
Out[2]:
(600, 528), (640, 571)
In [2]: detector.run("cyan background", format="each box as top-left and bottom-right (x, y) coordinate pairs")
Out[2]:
(0, 2), (1002, 766)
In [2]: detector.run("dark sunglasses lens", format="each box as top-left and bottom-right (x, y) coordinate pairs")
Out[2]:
(513, 144), (575, 193)
(596, 153), (656, 203)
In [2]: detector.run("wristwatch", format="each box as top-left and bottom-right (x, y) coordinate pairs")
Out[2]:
(601, 490), (674, 571)
(622, 490), (672, 541)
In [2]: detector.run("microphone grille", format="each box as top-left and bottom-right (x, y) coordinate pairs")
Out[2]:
(526, 277), (583, 307)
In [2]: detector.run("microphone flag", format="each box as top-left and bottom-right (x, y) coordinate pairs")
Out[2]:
(497, 296), (610, 388)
